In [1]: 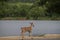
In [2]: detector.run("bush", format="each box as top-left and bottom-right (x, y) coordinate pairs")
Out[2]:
(28, 6), (46, 20)
(0, 2), (32, 18)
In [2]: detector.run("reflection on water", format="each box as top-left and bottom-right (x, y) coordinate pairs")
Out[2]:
(0, 20), (60, 36)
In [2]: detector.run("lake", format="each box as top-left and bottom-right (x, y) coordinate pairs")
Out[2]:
(0, 20), (60, 37)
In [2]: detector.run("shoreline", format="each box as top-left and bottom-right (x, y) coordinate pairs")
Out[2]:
(0, 34), (60, 40)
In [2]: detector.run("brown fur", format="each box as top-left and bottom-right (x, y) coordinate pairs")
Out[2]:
(21, 22), (34, 40)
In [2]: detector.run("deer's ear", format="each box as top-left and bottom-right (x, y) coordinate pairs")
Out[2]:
(30, 22), (33, 24)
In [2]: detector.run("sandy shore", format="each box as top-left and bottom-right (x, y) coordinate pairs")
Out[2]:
(0, 34), (60, 40)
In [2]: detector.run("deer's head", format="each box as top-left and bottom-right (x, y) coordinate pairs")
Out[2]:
(30, 22), (34, 27)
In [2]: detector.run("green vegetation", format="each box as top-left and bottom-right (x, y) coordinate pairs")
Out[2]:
(33, 34), (45, 37)
(0, 0), (60, 20)
(39, 34), (45, 37)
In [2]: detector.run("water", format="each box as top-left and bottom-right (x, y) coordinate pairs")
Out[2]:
(0, 20), (60, 37)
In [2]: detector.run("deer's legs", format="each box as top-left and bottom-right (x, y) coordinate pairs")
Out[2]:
(29, 31), (32, 37)
(29, 31), (33, 40)
(21, 32), (24, 40)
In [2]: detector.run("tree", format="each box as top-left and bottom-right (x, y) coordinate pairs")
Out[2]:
(34, 0), (60, 17)
(28, 6), (46, 20)
(46, 0), (60, 13)
(33, 0), (47, 6)
(0, 0), (8, 2)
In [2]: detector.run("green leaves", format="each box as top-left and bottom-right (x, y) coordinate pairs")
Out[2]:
(0, 0), (60, 20)
(0, 2), (31, 18)
(28, 6), (46, 20)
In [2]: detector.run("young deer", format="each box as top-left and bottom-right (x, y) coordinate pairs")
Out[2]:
(21, 22), (34, 40)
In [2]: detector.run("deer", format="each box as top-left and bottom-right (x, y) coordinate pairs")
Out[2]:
(21, 22), (34, 40)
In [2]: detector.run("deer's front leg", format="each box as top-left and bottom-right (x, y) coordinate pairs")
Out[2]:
(29, 31), (33, 40)
(29, 31), (32, 37)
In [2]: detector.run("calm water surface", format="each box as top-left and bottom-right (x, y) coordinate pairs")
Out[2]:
(0, 20), (60, 37)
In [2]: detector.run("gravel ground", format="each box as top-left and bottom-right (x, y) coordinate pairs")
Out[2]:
(0, 38), (60, 40)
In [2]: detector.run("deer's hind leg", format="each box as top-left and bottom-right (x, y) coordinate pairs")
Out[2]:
(21, 31), (24, 40)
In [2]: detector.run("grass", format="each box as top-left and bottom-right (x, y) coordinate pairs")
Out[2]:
(0, 16), (60, 20)
(0, 17), (26, 20)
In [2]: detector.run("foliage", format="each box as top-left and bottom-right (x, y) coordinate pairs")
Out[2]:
(0, 0), (60, 20)
(28, 6), (46, 20)
(34, 0), (60, 19)
(0, 2), (32, 18)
